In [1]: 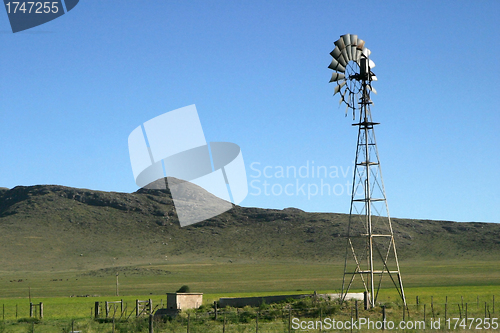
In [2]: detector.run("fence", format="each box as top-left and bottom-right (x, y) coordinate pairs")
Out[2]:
(136, 299), (154, 317)
(29, 302), (43, 319)
(146, 295), (498, 332)
(0, 295), (497, 332)
(92, 299), (158, 320)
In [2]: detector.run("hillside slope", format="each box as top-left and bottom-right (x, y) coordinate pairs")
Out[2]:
(0, 180), (499, 271)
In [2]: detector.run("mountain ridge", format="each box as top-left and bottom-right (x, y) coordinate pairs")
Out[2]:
(0, 180), (499, 271)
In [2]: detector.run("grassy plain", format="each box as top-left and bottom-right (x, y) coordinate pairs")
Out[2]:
(0, 259), (498, 319)
(1, 260), (499, 297)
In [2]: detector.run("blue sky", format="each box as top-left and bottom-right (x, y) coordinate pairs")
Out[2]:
(1, 1), (498, 223)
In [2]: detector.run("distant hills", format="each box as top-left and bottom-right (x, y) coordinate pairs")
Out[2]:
(0, 179), (499, 271)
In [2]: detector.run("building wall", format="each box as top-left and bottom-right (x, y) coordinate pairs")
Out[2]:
(166, 293), (177, 310)
(219, 294), (307, 308)
(166, 293), (203, 310)
(177, 294), (203, 310)
(218, 293), (365, 308)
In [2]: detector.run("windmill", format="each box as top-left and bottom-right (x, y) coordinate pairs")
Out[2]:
(328, 34), (406, 308)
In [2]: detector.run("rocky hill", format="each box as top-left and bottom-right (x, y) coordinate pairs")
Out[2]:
(0, 179), (499, 271)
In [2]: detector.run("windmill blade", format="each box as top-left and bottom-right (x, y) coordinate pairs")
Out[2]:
(330, 46), (348, 67)
(351, 46), (359, 62)
(333, 80), (346, 95)
(354, 48), (362, 63)
(346, 45), (352, 61)
(334, 84), (341, 96)
(367, 84), (377, 94)
(342, 34), (351, 47)
(339, 89), (348, 105)
(341, 48), (349, 64)
(330, 46), (342, 60)
(369, 59), (376, 69)
(329, 72), (345, 82)
(370, 71), (377, 81)
(356, 39), (365, 50)
(328, 58), (346, 72)
(337, 53), (348, 67)
(335, 49), (347, 68)
(345, 103), (350, 117)
(350, 34), (358, 47)
(362, 47), (371, 58)
(334, 37), (345, 50)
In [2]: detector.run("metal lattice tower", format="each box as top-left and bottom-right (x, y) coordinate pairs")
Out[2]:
(328, 34), (406, 308)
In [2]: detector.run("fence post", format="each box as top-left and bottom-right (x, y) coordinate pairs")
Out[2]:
(187, 313), (190, 333)
(105, 301), (109, 318)
(148, 299), (152, 315)
(423, 304), (426, 323)
(223, 313), (226, 333)
(350, 304), (353, 329)
(431, 296), (434, 318)
(256, 311), (259, 333)
(39, 303), (43, 319)
(355, 300), (358, 321)
(214, 301), (217, 320)
(364, 291), (368, 310)
(445, 303), (447, 323)
(2, 304), (4, 321)
(95, 302), (100, 318)
(465, 303), (468, 322)
(30, 302), (33, 318)
(320, 307), (323, 333)
(136, 300), (139, 317)
(382, 305), (386, 330)
(149, 314), (153, 333)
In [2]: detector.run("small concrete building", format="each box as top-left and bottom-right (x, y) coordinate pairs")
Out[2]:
(166, 293), (203, 310)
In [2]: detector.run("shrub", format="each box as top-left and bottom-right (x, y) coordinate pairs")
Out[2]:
(176, 285), (190, 293)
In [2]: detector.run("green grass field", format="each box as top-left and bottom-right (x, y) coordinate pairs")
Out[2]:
(0, 260), (498, 320)
(1, 260), (499, 298)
